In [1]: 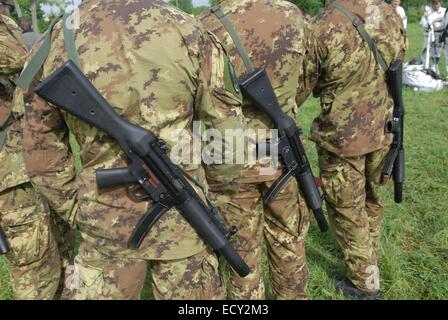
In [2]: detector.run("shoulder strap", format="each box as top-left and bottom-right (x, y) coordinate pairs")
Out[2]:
(17, 12), (81, 88)
(62, 14), (81, 68)
(210, 5), (254, 73)
(16, 14), (63, 88)
(333, 2), (389, 73)
(0, 127), (6, 151)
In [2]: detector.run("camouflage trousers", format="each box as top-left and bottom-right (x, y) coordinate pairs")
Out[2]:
(0, 182), (75, 300)
(317, 145), (390, 293)
(210, 171), (310, 300)
(66, 240), (225, 300)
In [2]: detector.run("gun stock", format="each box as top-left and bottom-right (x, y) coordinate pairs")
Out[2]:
(34, 62), (153, 158)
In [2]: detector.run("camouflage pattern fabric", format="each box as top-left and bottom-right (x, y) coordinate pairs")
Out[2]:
(302, 0), (407, 293)
(0, 14), (27, 76)
(68, 243), (224, 300)
(21, 0), (244, 299)
(211, 174), (309, 300)
(0, 182), (75, 299)
(199, 0), (309, 145)
(318, 145), (390, 292)
(199, 0), (311, 300)
(302, 0), (407, 158)
(0, 14), (74, 300)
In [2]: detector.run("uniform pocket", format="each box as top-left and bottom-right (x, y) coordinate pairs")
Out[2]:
(4, 211), (51, 266)
(77, 262), (104, 288)
(320, 164), (356, 208)
(200, 252), (225, 298)
(207, 31), (243, 124)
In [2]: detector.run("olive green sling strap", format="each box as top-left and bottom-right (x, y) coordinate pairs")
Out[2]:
(17, 13), (81, 89)
(332, 2), (389, 73)
(0, 127), (6, 151)
(210, 5), (255, 74)
(7, 13), (80, 152)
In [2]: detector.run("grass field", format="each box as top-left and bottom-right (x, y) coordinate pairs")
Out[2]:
(1, 22), (447, 300)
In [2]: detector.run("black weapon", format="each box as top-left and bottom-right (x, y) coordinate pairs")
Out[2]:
(439, 10), (448, 45)
(0, 80), (6, 96)
(0, 227), (10, 254)
(34, 60), (250, 277)
(0, 77), (14, 99)
(383, 60), (405, 203)
(439, 27), (448, 45)
(239, 68), (329, 232)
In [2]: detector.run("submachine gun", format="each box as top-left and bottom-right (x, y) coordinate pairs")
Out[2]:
(0, 228), (10, 254)
(383, 61), (405, 204)
(34, 61), (250, 277)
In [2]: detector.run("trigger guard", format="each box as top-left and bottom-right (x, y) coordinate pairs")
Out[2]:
(127, 184), (151, 202)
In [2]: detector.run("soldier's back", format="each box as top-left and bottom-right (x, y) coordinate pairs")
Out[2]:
(199, 0), (306, 126)
(44, 0), (209, 171)
(37, 0), (229, 257)
(308, 0), (407, 157)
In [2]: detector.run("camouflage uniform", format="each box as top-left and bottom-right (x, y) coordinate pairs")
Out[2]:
(199, 0), (310, 300)
(21, 0), (245, 300)
(0, 12), (74, 300)
(301, 0), (407, 293)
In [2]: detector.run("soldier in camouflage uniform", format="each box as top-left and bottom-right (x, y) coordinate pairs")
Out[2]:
(0, 0), (75, 299)
(21, 0), (245, 300)
(301, 0), (407, 299)
(199, 0), (311, 300)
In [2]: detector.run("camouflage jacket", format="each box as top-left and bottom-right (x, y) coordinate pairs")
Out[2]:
(0, 14), (29, 193)
(300, 0), (407, 157)
(198, 0), (308, 183)
(20, 0), (245, 260)
(0, 14), (27, 76)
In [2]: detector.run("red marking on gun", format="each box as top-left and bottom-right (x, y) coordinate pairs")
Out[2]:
(142, 164), (160, 188)
(314, 177), (324, 189)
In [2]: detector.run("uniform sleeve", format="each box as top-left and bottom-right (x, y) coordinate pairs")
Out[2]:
(420, 15), (429, 29)
(0, 17), (27, 76)
(194, 30), (246, 183)
(21, 83), (78, 226)
(296, 26), (323, 106)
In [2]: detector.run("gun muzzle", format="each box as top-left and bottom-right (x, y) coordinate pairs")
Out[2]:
(297, 171), (329, 232)
(393, 148), (405, 203)
(0, 228), (10, 254)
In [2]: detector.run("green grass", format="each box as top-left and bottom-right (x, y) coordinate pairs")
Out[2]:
(1, 22), (447, 300)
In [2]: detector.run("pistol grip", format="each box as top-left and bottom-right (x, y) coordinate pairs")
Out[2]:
(96, 167), (136, 189)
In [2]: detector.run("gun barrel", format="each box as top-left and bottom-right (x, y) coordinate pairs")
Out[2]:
(178, 196), (250, 277)
(0, 227), (10, 254)
(393, 148), (405, 203)
(296, 171), (329, 232)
